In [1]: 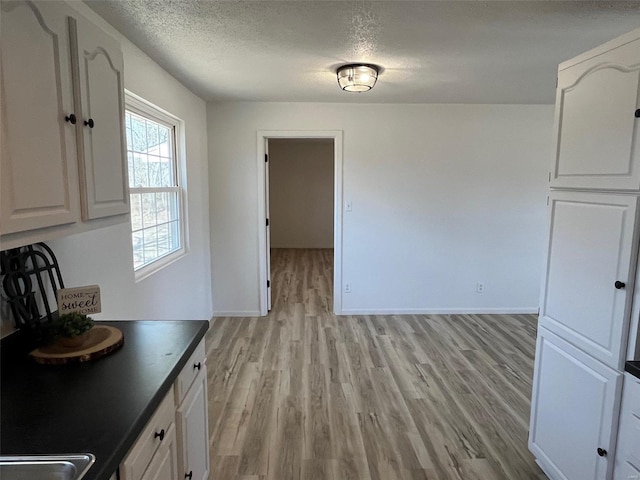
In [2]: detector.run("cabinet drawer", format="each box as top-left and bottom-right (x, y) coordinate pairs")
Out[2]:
(175, 340), (206, 404)
(120, 390), (176, 480)
(140, 423), (178, 480)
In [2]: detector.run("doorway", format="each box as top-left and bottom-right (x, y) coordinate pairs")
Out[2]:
(256, 130), (343, 316)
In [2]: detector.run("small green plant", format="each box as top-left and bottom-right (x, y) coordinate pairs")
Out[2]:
(53, 312), (94, 338)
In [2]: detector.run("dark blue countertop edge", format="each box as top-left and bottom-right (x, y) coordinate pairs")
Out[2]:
(1, 319), (210, 480)
(625, 361), (640, 380)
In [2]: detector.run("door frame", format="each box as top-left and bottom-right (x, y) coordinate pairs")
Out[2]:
(257, 130), (343, 316)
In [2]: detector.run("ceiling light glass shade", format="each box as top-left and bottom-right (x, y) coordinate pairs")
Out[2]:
(337, 64), (378, 92)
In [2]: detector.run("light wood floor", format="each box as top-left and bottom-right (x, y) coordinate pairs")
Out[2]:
(205, 248), (546, 480)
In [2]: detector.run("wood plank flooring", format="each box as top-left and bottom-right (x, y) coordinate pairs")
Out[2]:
(206, 248), (546, 480)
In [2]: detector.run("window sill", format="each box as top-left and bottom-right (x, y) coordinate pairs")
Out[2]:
(134, 247), (187, 282)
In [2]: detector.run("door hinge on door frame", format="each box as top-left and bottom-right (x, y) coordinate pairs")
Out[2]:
(267, 280), (270, 288)
(265, 154), (268, 162)
(266, 218), (269, 226)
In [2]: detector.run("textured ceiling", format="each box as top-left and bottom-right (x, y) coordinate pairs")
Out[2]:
(85, 1), (640, 104)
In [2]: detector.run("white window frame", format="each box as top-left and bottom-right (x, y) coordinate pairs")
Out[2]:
(125, 91), (187, 281)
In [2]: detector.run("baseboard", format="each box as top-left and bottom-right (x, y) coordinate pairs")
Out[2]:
(211, 311), (261, 318)
(338, 307), (539, 315)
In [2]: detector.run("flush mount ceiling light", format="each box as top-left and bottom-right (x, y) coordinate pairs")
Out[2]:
(336, 64), (379, 92)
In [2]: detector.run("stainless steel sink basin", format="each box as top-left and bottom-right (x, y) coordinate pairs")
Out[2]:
(0, 454), (95, 480)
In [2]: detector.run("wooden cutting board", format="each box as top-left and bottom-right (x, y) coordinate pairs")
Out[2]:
(30, 325), (124, 365)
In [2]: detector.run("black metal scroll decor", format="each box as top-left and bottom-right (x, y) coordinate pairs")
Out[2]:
(0, 243), (65, 341)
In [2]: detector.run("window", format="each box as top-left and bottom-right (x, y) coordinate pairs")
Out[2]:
(125, 94), (184, 277)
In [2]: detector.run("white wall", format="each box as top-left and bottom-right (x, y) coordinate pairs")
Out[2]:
(208, 102), (553, 315)
(269, 139), (334, 249)
(44, 2), (213, 321)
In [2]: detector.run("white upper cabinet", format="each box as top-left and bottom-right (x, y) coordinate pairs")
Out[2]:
(0, 1), (79, 234)
(539, 191), (639, 370)
(551, 30), (640, 190)
(0, 0), (129, 248)
(530, 328), (622, 480)
(70, 15), (129, 220)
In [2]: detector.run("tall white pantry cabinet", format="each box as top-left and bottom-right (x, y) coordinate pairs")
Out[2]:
(529, 28), (640, 480)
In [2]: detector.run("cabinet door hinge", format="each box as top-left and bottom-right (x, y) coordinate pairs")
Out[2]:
(546, 196), (549, 206)
(267, 280), (271, 288)
(266, 218), (269, 227)
(265, 154), (268, 162)
(548, 172), (551, 182)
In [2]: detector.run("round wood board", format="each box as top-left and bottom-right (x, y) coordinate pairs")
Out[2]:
(30, 325), (124, 365)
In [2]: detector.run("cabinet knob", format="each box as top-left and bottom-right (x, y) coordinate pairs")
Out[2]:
(597, 447), (607, 457)
(185, 471), (193, 480)
(615, 281), (626, 290)
(154, 429), (165, 441)
(635, 109), (640, 118)
(64, 114), (77, 125)
(194, 362), (201, 370)
(84, 118), (95, 128)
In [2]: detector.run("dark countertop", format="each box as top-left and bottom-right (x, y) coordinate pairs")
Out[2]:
(0, 320), (209, 480)
(626, 361), (640, 380)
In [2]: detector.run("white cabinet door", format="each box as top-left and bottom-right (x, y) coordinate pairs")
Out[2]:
(0, 0), (79, 234)
(550, 34), (640, 190)
(176, 367), (210, 480)
(529, 327), (622, 480)
(140, 424), (178, 480)
(70, 15), (129, 220)
(539, 191), (639, 370)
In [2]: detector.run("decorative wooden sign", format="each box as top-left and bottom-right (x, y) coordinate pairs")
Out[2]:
(57, 285), (102, 315)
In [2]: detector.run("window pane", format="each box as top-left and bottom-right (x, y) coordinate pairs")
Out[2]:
(157, 223), (170, 257)
(142, 226), (158, 263)
(130, 114), (147, 152)
(132, 152), (148, 188)
(141, 193), (156, 228)
(130, 193), (142, 231)
(127, 152), (135, 186)
(169, 220), (181, 251)
(156, 192), (168, 223)
(169, 192), (180, 222)
(132, 230), (144, 269)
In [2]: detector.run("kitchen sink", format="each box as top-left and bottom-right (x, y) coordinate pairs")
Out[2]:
(0, 454), (95, 480)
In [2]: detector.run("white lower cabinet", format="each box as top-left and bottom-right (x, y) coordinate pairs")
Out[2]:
(175, 340), (210, 480)
(614, 374), (640, 480)
(120, 340), (209, 480)
(529, 327), (622, 480)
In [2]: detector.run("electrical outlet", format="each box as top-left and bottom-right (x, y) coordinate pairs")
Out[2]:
(345, 283), (351, 293)
(476, 282), (485, 293)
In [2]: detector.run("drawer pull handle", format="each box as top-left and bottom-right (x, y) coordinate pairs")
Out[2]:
(597, 447), (607, 457)
(194, 362), (201, 370)
(185, 471), (193, 479)
(615, 281), (626, 290)
(154, 429), (165, 441)
(65, 114), (77, 124)
(84, 118), (95, 128)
